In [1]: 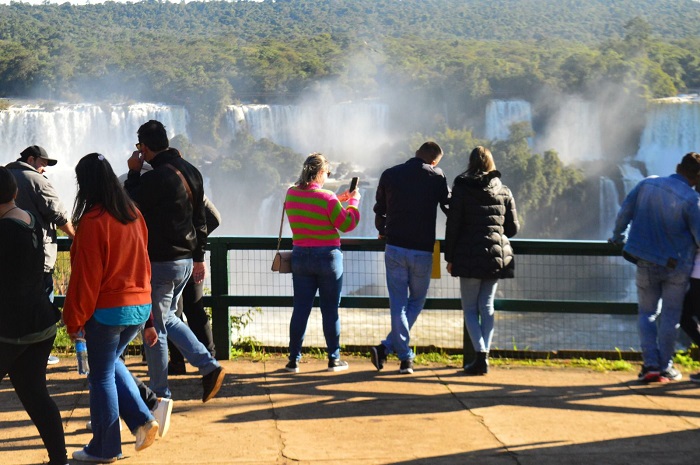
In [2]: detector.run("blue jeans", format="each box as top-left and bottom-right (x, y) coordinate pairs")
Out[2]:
(636, 259), (689, 371)
(145, 259), (220, 398)
(289, 246), (343, 361)
(84, 318), (153, 459)
(460, 278), (499, 352)
(381, 244), (433, 361)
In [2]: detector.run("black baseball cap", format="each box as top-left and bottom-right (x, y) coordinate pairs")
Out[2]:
(20, 145), (57, 166)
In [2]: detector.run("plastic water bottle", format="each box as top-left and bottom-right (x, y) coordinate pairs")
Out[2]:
(75, 338), (89, 375)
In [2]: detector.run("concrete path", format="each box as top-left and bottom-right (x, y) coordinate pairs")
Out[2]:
(2, 356), (700, 464)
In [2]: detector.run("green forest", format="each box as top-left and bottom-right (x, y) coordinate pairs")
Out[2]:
(1, 0), (699, 237)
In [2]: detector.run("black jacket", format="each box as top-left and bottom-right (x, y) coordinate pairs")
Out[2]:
(125, 148), (207, 262)
(0, 214), (60, 339)
(444, 170), (519, 279)
(374, 157), (450, 252)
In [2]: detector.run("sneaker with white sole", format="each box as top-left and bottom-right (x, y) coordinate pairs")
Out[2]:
(47, 355), (60, 365)
(72, 448), (118, 463)
(327, 359), (349, 372)
(285, 360), (299, 373)
(399, 359), (414, 374)
(134, 420), (158, 452)
(659, 367), (682, 382)
(151, 397), (173, 438)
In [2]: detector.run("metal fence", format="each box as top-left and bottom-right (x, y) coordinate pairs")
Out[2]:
(55, 237), (644, 360)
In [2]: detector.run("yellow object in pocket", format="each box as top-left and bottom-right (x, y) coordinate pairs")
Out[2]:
(431, 241), (441, 279)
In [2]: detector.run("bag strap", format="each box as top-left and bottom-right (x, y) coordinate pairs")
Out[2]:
(164, 163), (193, 206)
(275, 203), (286, 254)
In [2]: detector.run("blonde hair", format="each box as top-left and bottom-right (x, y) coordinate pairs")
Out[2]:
(466, 146), (496, 175)
(296, 152), (330, 188)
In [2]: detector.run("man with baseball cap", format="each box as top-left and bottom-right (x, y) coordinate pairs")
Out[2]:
(7, 145), (75, 365)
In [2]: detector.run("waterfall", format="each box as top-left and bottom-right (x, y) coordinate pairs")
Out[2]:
(599, 177), (619, 239)
(635, 95), (700, 177)
(0, 102), (189, 206)
(484, 99), (532, 140)
(225, 101), (390, 163)
(618, 163), (645, 195)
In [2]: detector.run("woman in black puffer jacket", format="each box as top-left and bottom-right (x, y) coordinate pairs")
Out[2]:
(444, 146), (519, 375)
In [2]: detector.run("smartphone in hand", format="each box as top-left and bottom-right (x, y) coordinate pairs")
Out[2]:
(349, 176), (359, 192)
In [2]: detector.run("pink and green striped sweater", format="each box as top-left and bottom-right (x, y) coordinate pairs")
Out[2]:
(285, 183), (360, 246)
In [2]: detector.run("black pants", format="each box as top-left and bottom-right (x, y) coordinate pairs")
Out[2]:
(0, 335), (67, 465)
(681, 278), (700, 346)
(168, 276), (216, 366)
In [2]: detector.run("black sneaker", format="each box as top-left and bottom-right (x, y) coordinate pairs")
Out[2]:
(399, 359), (413, 374)
(328, 359), (349, 372)
(659, 367), (682, 382)
(201, 366), (225, 403)
(370, 344), (386, 371)
(638, 365), (660, 382)
(285, 360), (299, 373)
(690, 372), (700, 383)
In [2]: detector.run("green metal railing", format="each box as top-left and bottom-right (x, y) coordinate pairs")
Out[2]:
(57, 237), (634, 360)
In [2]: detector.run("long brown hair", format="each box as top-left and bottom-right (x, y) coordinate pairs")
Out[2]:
(466, 146), (496, 176)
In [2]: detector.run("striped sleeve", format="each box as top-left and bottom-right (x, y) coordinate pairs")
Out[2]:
(285, 186), (360, 246)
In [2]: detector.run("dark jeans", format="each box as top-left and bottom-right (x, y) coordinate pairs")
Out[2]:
(0, 335), (67, 465)
(681, 278), (700, 346)
(168, 276), (216, 366)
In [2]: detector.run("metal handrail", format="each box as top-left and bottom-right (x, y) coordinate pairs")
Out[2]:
(57, 237), (633, 360)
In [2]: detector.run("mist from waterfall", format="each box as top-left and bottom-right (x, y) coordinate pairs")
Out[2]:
(226, 100), (391, 167)
(535, 95), (604, 163)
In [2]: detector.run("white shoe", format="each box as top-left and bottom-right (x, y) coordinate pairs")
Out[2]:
(86, 419), (123, 431)
(134, 420), (158, 452)
(151, 397), (173, 438)
(47, 355), (60, 365)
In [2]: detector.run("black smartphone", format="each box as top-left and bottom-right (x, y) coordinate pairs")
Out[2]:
(349, 176), (359, 192)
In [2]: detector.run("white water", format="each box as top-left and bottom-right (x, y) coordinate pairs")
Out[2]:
(636, 95), (700, 176)
(0, 102), (188, 206)
(485, 99), (532, 140)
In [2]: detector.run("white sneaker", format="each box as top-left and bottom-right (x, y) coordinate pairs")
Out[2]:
(86, 419), (123, 431)
(47, 355), (60, 365)
(151, 397), (173, 438)
(134, 420), (158, 452)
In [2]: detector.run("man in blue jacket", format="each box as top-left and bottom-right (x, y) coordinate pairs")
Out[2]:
(371, 142), (450, 374)
(610, 152), (700, 383)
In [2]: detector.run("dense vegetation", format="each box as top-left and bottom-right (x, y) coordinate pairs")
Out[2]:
(0, 0), (698, 237)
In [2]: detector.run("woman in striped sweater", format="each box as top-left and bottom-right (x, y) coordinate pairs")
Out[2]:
(284, 153), (361, 373)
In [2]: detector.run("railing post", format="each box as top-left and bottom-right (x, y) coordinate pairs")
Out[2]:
(208, 238), (231, 360)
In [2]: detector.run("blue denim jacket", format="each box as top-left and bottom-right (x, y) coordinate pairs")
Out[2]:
(611, 174), (700, 274)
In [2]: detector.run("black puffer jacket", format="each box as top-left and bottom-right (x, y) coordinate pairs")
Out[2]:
(444, 170), (519, 279)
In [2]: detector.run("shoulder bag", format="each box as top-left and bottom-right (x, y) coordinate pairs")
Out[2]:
(271, 204), (292, 273)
